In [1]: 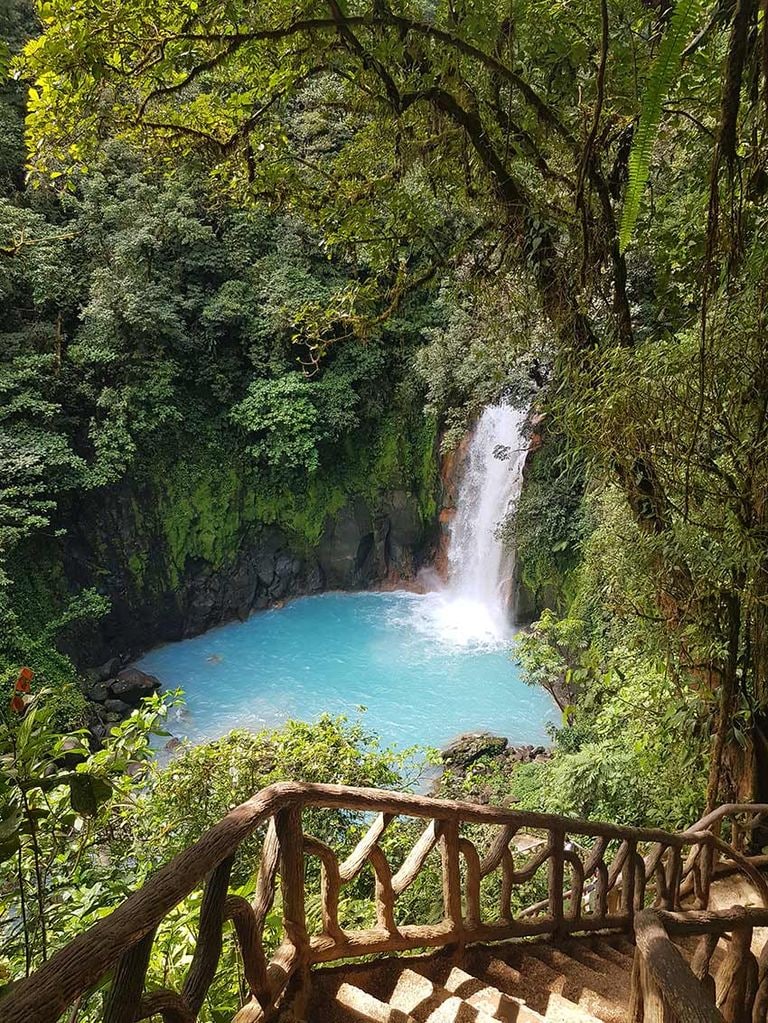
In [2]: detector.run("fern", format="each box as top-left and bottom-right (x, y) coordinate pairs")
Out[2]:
(619, 0), (703, 252)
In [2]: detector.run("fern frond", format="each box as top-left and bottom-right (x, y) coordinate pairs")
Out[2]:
(619, 0), (703, 253)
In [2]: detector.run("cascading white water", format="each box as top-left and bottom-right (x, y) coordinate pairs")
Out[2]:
(419, 403), (527, 647)
(448, 403), (528, 611)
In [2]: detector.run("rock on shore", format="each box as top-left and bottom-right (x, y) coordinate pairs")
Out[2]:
(440, 731), (551, 770)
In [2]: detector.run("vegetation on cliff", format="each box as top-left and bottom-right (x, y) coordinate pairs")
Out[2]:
(0, 2), (443, 682)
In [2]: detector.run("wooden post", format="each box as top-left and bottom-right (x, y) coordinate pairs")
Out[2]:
(459, 838), (481, 932)
(622, 841), (637, 925)
(698, 840), (715, 910)
(548, 828), (565, 937)
(628, 952), (644, 1023)
(638, 956), (674, 1022)
(665, 846), (682, 911)
(275, 804), (310, 1016)
(441, 819), (463, 946)
(715, 922), (757, 1023)
(103, 929), (156, 1023)
(183, 857), (233, 1015)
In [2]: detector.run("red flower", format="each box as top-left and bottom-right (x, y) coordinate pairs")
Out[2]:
(14, 667), (33, 693)
(9, 695), (24, 714)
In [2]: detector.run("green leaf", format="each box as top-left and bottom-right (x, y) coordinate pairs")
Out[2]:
(619, 0), (703, 252)
(0, 808), (21, 843)
(69, 775), (113, 816)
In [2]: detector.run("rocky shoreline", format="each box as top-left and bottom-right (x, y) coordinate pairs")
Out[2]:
(84, 661), (161, 740)
(436, 730), (551, 799)
(441, 729), (550, 767)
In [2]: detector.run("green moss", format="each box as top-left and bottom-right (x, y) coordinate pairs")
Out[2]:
(514, 428), (588, 614)
(127, 551), (147, 588)
(143, 404), (441, 565)
(0, 545), (92, 727)
(3, 395), (441, 694)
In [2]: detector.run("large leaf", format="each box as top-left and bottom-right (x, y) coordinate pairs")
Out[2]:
(619, 0), (704, 252)
(69, 775), (113, 817)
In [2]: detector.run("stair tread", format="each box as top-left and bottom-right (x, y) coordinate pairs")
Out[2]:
(604, 935), (635, 958)
(320, 935), (638, 1023)
(420, 964), (546, 1022)
(337, 982), (419, 1023)
(556, 942), (630, 989)
(472, 953), (612, 1023)
(390, 968), (503, 1023)
(530, 945), (630, 1002)
(585, 938), (633, 969)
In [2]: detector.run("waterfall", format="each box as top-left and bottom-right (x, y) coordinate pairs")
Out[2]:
(448, 403), (528, 611)
(424, 403), (527, 647)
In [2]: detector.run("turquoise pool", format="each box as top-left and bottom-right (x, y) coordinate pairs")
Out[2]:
(135, 590), (554, 750)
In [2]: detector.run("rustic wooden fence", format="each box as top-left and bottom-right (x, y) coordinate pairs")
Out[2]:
(628, 805), (768, 1023)
(632, 906), (768, 1022)
(0, 784), (765, 1023)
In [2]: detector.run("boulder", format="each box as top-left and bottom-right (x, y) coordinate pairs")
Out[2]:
(104, 698), (133, 716)
(109, 668), (161, 706)
(441, 731), (508, 768)
(86, 656), (121, 685)
(85, 681), (110, 704)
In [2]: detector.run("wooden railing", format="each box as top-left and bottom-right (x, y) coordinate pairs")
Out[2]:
(631, 906), (768, 1023)
(628, 804), (768, 1023)
(0, 783), (765, 1023)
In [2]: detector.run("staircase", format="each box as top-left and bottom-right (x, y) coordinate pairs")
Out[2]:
(310, 918), (767, 1023)
(312, 934), (640, 1022)
(0, 783), (766, 1023)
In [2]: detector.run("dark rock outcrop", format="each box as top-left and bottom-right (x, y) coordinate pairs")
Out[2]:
(110, 668), (161, 706)
(86, 657), (121, 684)
(103, 698), (133, 716)
(441, 732), (509, 768)
(84, 667), (162, 727)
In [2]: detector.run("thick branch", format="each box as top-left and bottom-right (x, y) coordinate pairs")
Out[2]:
(136, 16), (573, 145)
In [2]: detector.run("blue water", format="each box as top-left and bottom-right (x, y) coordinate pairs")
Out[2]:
(135, 591), (554, 750)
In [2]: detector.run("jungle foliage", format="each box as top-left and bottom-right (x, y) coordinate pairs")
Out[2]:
(0, 679), (423, 1013)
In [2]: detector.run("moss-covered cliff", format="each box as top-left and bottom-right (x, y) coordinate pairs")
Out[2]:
(513, 418), (588, 618)
(5, 410), (439, 672)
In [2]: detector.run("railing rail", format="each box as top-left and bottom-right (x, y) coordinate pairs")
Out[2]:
(0, 783), (765, 1023)
(631, 906), (768, 1023)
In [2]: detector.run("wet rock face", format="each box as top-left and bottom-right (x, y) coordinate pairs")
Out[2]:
(85, 668), (160, 707)
(84, 667), (162, 729)
(53, 482), (436, 669)
(110, 668), (162, 706)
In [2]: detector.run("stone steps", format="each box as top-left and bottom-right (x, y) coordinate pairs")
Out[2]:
(310, 934), (640, 1022)
(307, 928), (741, 1022)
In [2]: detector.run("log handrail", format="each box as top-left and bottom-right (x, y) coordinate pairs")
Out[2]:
(0, 782), (765, 1023)
(521, 803), (768, 919)
(631, 906), (768, 1022)
(632, 909), (726, 1023)
(684, 803), (768, 838)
